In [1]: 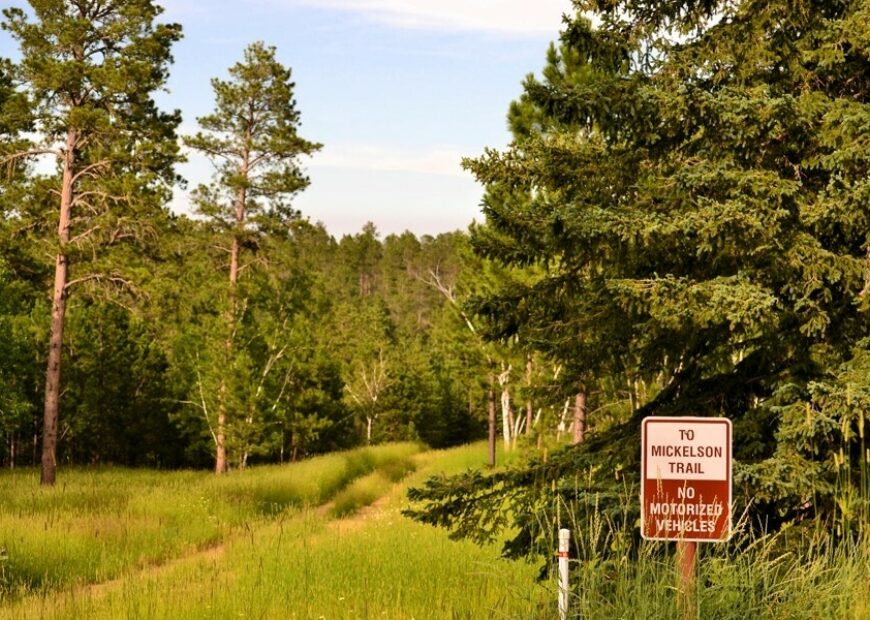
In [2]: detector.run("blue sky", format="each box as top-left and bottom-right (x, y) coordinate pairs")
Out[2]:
(2, 0), (574, 236)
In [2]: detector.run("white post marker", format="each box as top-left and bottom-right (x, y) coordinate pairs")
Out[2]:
(558, 528), (570, 620)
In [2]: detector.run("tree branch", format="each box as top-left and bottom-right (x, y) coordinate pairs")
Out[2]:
(64, 273), (134, 291)
(1, 148), (61, 165)
(70, 159), (111, 185)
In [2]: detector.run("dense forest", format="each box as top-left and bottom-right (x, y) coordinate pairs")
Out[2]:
(3, 0), (870, 572)
(0, 0), (580, 479)
(408, 0), (870, 561)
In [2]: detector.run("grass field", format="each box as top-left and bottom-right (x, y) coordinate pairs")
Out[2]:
(2, 443), (870, 619)
(0, 443), (550, 619)
(0, 443), (420, 597)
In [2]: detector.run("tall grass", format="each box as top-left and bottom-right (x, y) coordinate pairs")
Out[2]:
(1, 442), (549, 619)
(0, 443), (419, 598)
(551, 525), (870, 619)
(549, 474), (870, 619)
(330, 455), (416, 518)
(13, 439), (867, 619)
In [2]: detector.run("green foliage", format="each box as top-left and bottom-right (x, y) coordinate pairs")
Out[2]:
(408, 0), (870, 565)
(3, 0), (183, 250)
(184, 41), (321, 230)
(0, 264), (36, 456)
(60, 302), (186, 466)
(180, 41), (322, 470)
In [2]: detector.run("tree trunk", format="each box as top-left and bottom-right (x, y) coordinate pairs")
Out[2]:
(367, 415), (373, 444)
(572, 389), (587, 446)
(502, 387), (512, 450)
(41, 129), (76, 486)
(487, 373), (496, 468)
(215, 392), (228, 473)
(498, 364), (512, 450)
(525, 355), (534, 435)
(216, 148), (249, 475)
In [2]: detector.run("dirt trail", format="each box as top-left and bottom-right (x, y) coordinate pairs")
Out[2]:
(77, 476), (401, 601)
(78, 539), (227, 600)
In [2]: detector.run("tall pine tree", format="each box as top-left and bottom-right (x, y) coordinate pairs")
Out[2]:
(1, 0), (182, 484)
(185, 42), (320, 473)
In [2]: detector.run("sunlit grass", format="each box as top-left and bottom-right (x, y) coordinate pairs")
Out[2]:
(1, 442), (550, 619)
(0, 443), (420, 597)
(6, 440), (870, 618)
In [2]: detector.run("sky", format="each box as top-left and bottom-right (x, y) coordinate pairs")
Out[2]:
(1, 0), (575, 237)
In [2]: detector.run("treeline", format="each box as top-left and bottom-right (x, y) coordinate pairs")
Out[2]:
(0, 1), (592, 482)
(0, 212), (500, 468)
(0, 0), (508, 476)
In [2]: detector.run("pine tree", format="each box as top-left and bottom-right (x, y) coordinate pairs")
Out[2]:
(1, 0), (182, 484)
(185, 41), (320, 473)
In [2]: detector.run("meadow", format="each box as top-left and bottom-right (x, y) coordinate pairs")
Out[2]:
(0, 443), (550, 619)
(1, 443), (870, 619)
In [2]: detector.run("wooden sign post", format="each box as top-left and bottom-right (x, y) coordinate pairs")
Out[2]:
(641, 416), (732, 619)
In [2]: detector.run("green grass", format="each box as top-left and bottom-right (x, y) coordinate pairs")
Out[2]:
(549, 479), (870, 620)
(7, 441), (868, 618)
(0, 443), (420, 597)
(1, 442), (550, 619)
(328, 454), (417, 518)
(557, 531), (870, 619)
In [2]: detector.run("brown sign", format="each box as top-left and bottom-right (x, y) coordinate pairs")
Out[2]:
(641, 416), (732, 542)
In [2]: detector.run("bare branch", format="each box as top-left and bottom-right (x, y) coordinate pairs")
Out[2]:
(188, 141), (242, 163)
(64, 273), (134, 291)
(71, 190), (125, 208)
(68, 225), (101, 246)
(247, 150), (276, 169)
(424, 267), (478, 336)
(70, 159), (111, 185)
(0, 148), (61, 165)
(107, 228), (135, 245)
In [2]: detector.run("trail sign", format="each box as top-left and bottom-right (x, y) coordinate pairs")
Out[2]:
(641, 416), (732, 542)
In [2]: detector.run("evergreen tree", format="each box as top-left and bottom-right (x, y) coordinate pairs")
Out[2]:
(184, 42), (320, 472)
(409, 0), (870, 559)
(1, 0), (182, 484)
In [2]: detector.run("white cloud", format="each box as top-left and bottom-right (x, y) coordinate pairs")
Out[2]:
(268, 0), (573, 36)
(168, 142), (476, 227)
(312, 143), (470, 177)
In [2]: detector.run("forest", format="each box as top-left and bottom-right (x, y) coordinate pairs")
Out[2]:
(2, 0), (870, 598)
(0, 1), (578, 482)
